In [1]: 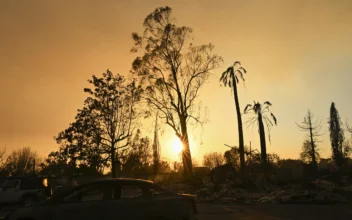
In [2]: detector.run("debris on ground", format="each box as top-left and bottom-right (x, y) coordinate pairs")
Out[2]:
(196, 176), (352, 205)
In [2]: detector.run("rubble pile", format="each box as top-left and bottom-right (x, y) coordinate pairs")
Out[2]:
(196, 176), (352, 205)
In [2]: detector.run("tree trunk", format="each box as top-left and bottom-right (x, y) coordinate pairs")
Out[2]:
(111, 146), (116, 178)
(309, 127), (317, 170)
(258, 113), (267, 167)
(232, 78), (245, 172)
(180, 116), (193, 179)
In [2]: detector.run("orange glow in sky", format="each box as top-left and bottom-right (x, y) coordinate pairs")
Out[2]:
(1, 0), (352, 164)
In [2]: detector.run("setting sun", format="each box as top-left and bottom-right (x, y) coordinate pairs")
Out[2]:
(172, 137), (183, 155)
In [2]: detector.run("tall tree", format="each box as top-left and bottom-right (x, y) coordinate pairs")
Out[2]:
(244, 101), (277, 167)
(203, 152), (224, 169)
(83, 71), (142, 177)
(329, 102), (344, 168)
(131, 6), (222, 178)
(296, 110), (321, 169)
(220, 61), (247, 172)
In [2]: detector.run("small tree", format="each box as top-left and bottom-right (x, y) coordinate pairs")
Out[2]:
(296, 110), (322, 169)
(131, 6), (222, 178)
(328, 102), (344, 168)
(203, 152), (224, 169)
(300, 140), (320, 165)
(6, 147), (40, 176)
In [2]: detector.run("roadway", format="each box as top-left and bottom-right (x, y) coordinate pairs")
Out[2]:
(1, 203), (352, 220)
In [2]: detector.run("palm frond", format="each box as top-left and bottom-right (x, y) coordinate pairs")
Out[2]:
(236, 70), (245, 82)
(264, 101), (272, 106)
(234, 61), (241, 66)
(239, 67), (247, 73)
(271, 113), (277, 125)
(235, 76), (239, 84)
(244, 104), (253, 113)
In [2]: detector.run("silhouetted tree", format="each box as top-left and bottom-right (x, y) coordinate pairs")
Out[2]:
(224, 147), (240, 169)
(300, 140), (320, 165)
(203, 152), (224, 169)
(83, 71), (142, 177)
(296, 110), (321, 169)
(123, 129), (152, 174)
(220, 61), (247, 172)
(328, 102), (344, 168)
(244, 101), (277, 167)
(131, 6), (222, 178)
(6, 147), (40, 176)
(40, 150), (70, 177)
(0, 147), (6, 168)
(55, 106), (106, 175)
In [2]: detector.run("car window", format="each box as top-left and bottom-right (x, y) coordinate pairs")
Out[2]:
(20, 178), (43, 190)
(81, 188), (105, 201)
(63, 184), (113, 202)
(4, 179), (20, 190)
(120, 185), (143, 199)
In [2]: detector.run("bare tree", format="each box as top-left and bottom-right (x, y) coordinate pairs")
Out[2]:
(131, 6), (223, 178)
(6, 147), (40, 176)
(296, 109), (321, 169)
(203, 152), (224, 169)
(220, 62), (247, 172)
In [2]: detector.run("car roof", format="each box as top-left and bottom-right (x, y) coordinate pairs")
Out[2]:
(89, 178), (154, 185)
(5, 176), (44, 180)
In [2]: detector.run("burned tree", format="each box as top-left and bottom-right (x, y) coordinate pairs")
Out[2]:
(244, 101), (277, 168)
(131, 6), (222, 178)
(220, 62), (247, 172)
(328, 102), (344, 168)
(296, 110), (321, 169)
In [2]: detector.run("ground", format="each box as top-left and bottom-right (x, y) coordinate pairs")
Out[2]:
(1, 203), (352, 220)
(197, 203), (352, 220)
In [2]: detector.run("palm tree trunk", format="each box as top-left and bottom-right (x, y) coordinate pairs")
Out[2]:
(180, 115), (193, 179)
(232, 79), (245, 172)
(258, 113), (267, 167)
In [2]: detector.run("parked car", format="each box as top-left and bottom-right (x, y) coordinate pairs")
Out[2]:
(0, 176), (49, 207)
(5, 178), (198, 220)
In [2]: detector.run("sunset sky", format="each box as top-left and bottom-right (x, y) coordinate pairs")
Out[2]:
(1, 0), (352, 164)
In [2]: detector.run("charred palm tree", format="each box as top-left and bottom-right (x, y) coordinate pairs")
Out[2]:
(244, 101), (277, 167)
(220, 61), (247, 172)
